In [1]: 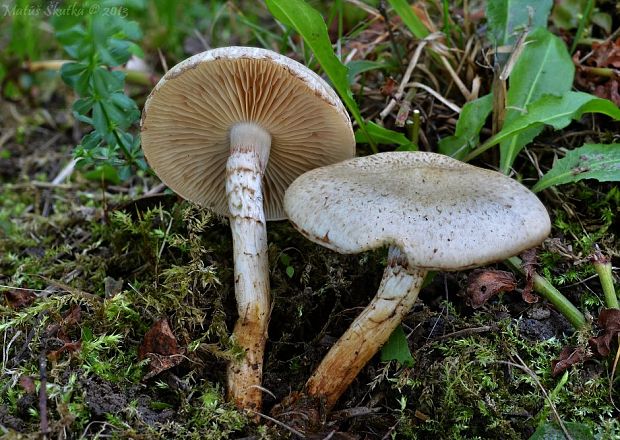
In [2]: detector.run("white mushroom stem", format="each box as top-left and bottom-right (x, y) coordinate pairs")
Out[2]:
(225, 123), (272, 412)
(305, 246), (427, 410)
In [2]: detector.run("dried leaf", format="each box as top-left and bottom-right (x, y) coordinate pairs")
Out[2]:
(19, 376), (36, 394)
(138, 319), (180, 359)
(589, 308), (620, 357)
(573, 39), (620, 105)
(551, 346), (587, 376)
(139, 319), (184, 379)
(520, 249), (540, 304)
(380, 77), (397, 96)
(48, 341), (82, 362)
(466, 269), (517, 308)
(594, 80), (620, 107)
(591, 38), (620, 68)
(142, 352), (184, 380)
(3, 288), (36, 309)
(62, 305), (81, 327)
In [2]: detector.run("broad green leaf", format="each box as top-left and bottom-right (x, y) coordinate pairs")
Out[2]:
(500, 28), (574, 173)
(550, 0), (588, 30)
(83, 164), (121, 185)
(439, 94), (493, 159)
(487, 0), (553, 46)
(355, 122), (417, 150)
(533, 144), (620, 192)
(265, 0), (365, 139)
(380, 325), (414, 367)
(529, 421), (594, 440)
(346, 60), (388, 84)
(386, 0), (429, 38)
(471, 92), (620, 159)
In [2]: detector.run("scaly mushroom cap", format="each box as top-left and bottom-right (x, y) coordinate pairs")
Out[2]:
(141, 47), (355, 220)
(284, 152), (551, 270)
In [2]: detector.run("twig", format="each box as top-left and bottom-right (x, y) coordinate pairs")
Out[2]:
(52, 159), (78, 185)
(499, 354), (573, 440)
(405, 82), (462, 113)
(345, 0), (381, 18)
(439, 55), (472, 101)
(431, 325), (496, 342)
(380, 39), (428, 119)
(247, 409), (306, 438)
(39, 347), (49, 437)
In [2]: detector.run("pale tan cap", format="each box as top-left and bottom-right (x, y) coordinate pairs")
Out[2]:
(141, 46), (355, 220)
(284, 151), (551, 270)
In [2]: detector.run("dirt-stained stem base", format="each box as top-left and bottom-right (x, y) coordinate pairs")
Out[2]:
(225, 123), (271, 413)
(305, 246), (427, 411)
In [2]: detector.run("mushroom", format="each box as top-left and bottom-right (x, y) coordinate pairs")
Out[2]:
(283, 151), (550, 411)
(140, 46), (355, 411)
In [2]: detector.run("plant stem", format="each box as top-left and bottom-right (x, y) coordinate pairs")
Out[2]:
(505, 256), (587, 329)
(25, 60), (157, 86)
(591, 251), (618, 309)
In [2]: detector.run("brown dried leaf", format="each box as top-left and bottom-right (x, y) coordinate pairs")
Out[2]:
(551, 346), (588, 376)
(591, 38), (620, 68)
(47, 341), (82, 362)
(4, 288), (36, 309)
(594, 80), (620, 107)
(589, 308), (620, 357)
(466, 269), (517, 308)
(19, 376), (36, 394)
(138, 319), (180, 359)
(573, 40), (620, 105)
(139, 319), (184, 379)
(520, 249), (539, 304)
(62, 305), (81, 327)
(142, 352), (185, 380)
(380, 77), (397, 96)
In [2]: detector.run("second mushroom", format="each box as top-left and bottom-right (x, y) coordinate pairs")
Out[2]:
(140, 47), (355, 412)
(283, 151), (551, 411)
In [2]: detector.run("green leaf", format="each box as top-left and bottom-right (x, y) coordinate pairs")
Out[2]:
(83, 164), (121, 185)
(386, 0), (429, 38)
(500, 28), (574, 172)
(92, 102), (110, 137)
(550, 0), (585, 30)
(380, 325), (414, 367)
(533, 144), (620, 192)
(355, 122), (417, 150)
(529, 421), (594, 440)
(265, 0), (370, 150)
(92, 67), (124, 97)
(346, 60), (388, 84)
(60, 62), (91, 96)
(487, 0), (553, 46)
(285, 266), (295, 278)
(439, 94), (493, 159)
(471, 92), (620, 158)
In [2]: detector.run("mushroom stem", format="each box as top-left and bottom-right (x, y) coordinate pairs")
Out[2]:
(225, 123), (272, 412)
(305, 246), (427, 410)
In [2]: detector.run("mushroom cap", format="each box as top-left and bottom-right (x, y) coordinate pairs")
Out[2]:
(284, 152), (551, 270)
(141, 47), (355, 220)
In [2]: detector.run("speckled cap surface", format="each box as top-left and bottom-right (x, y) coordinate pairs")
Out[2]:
(141, 47), (355, 220)
(284, 151), (550, 270)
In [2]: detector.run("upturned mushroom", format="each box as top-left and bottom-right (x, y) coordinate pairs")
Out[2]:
(140, 46), (355, 411)
(283, 151), (550, 411)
